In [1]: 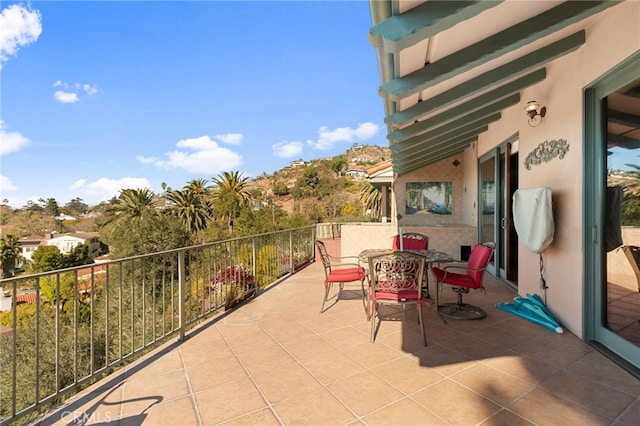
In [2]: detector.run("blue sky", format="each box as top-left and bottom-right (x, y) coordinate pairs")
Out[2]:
(0, 1), (386, 208)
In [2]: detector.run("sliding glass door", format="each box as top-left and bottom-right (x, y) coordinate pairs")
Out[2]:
(585, 53), (640, 369)
(479, 137), (519, 284)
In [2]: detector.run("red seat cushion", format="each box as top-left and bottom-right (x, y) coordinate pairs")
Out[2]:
(327, 267), (365, 283)
(374, 290), (419, 301)
(432, 267), (480, 289)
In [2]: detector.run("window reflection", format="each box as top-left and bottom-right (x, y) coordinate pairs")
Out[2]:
(605, 79), (640, 347)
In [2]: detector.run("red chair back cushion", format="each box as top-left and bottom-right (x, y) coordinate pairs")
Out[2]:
(467, 244), (493, 283)
(392, 236), (428, 250)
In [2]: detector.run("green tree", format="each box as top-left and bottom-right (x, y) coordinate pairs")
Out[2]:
(104, 188), (158, 224)
(64, 197), (89, 215)
(292, 166), (319, 198)
(211, 171), (251, 233)
(101, 209), (190, 259)
(165, 188), (212, 238)
(40, 273), (77, 311)
(272, 180), (289, 196)
(359, 181), (382, 220)
(43, 198), (60, 217)
(330, 155), (348, 175)
(22, 200), (43, 212)
(0, 235), (21, 278)
(64, 242), (91, 267)
(184, 178), (211, 196)
(30, 245), (64, 272)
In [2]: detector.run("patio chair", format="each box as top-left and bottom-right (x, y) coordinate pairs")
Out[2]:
(392, 232), (429, 250)
(432, 242), (495, 322)
(315, 240), (367, 315)
(392, 232), (431, 298)
(368, 251), (427, 345)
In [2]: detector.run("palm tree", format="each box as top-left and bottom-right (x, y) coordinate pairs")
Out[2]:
(359, 181), (381, 220)
(0, 234), (22, 278)
(165, 188), (212, 239)
(105, 188), (158, 223)
(211, 171), (251, 233)
(185, 178), (211, 195)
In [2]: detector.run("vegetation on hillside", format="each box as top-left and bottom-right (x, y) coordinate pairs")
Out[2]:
(0, 145), (389, 270)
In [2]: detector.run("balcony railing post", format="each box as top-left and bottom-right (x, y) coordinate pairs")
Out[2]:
(289, 230), (294, 273)
(177, 250), (186, 341)
(252, 237), (257, 282)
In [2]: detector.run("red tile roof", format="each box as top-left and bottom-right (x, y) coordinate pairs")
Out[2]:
(15, 292), (37, 305)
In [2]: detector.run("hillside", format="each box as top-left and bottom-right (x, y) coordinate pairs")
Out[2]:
(249, 144), (391, 215)
(0, 145), (391, 238)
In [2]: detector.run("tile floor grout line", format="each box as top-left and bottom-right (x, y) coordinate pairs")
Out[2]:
(178, 346), (203, 426)
(213, 319), (287, 425)
(251, 311), (368, 423)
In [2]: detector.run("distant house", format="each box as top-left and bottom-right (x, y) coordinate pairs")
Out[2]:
(341, 169), (367, 178)
(351, 157), (370, 164)
(47, 232), (101, 255)
(17, 235), (46, 263)
(47, 234), (87, 254)
(290, 159), (306, 167)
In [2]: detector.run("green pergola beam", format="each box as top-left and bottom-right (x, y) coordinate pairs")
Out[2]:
(391, 112), (500, 155)
(369, 1), (502, 53)
(388, 68), (545, 129)
(395, 144), (470, 175)
(386, 31), (583, 123)
(394, 131), (481, 166)
(391, 125), (488, 168)
(396, 135), (478, 173)
(389, 93), (520, 144)
(379, 2), (616, 101)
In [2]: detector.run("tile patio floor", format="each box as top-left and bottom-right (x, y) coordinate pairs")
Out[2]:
(31, 262), (640, 425)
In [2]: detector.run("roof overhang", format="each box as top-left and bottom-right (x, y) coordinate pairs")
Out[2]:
(368, 0), (621, 176)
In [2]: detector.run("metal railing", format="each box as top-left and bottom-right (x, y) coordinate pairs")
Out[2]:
(0, 226), (316, 425)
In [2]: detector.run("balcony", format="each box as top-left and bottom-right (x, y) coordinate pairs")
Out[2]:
(25, 254), (640, 425)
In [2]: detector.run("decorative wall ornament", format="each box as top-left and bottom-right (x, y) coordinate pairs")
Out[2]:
(524, 139), (569, 170)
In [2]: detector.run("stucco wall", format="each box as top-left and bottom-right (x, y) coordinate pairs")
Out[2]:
(341, 222), (396, 258)
(474, 1), (640, 336)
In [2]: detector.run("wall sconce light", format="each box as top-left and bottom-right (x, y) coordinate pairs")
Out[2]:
(525, 100), (546, 127)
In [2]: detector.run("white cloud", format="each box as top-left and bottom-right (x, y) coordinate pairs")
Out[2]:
(307, 122), (379, 150)
(53, 81), (98, 103)
(272, 140), (303, 158)
(215, 133), (243, 145)
(0, 4), (42, 70)
(54, 90), (79, 103)
(135, 155), (158, 164)
(0, 175), (17, 192)
(153, 135), (243, 174)
(0, 120), (29, 155)
(68, 177), (152, 202)
(83, 83), (98, 95)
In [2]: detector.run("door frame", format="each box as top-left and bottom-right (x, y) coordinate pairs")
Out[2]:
(478, 133), (519, 284)
(584, 51), (640, 370)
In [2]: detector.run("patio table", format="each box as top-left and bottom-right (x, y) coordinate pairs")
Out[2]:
(358, 248), (453, 299)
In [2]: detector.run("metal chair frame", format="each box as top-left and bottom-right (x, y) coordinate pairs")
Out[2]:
(315, 240), (367, 315)
(433, 242), (495, 322)
(392, 232), (432, 298)
(367, 251), (427, 345)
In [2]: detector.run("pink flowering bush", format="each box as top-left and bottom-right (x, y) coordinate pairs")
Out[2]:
(211, 265), (256, 306)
